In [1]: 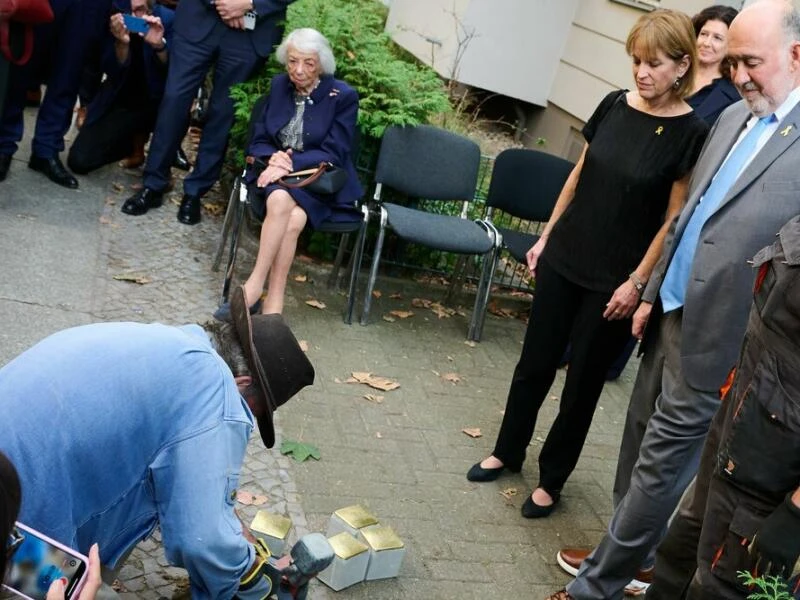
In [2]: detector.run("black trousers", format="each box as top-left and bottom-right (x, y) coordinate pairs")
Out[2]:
(67, 101), (157, 174)
(492, 258), (633, 495)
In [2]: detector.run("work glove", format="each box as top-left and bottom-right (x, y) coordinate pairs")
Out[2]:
(234, 538), (276, 600)
(749, 493), (800, 579)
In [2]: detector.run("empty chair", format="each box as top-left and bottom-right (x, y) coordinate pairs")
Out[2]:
(360, 124), (499, 341)
(470, 148), (574, 339)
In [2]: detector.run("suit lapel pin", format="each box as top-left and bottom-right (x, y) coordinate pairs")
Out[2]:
(655, 126), (664, 136)
(780, 124), (793, 136)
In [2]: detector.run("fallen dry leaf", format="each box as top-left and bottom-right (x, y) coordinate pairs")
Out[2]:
(389, 310), (414, 319)
(549, 395), (559, 401)
(334, 377), (343, 384)
(382, 315), (396, 323)
(375, 432), (383, 438)
(462, 427), (482, 438)
(250, 494), (268, 506)
(372, 290), (382, 299)
(464, 340), (477, 348)
(389, 292), (402, 299)
(113, 273), (151, 285)
(441, 373), (461, 384)
(111, 182), (124, 192)
(430, 302), (455, 319)
(500, 487), (518, 500)
(298, 340), (309, 352)
(346, 372), (400, 392)
(411, 298), (432, 308)
(364, 393), (384, 403)
(235, 490), (255, 505)
(305, 299), (327, 309)
(294, 274), (308, 282)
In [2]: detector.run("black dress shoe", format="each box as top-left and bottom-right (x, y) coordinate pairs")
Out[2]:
(177, 194), (201, 225)
(212, 297), (263, 322)
(522, 491), (560, 519)
(28, 155), (78, 189)
(467, 462), (506, 482)
(173, 147), (191, 171)
(121, 188), (163, 216)
(0, 153), (11, 182)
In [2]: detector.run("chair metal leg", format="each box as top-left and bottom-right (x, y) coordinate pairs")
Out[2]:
(327, 232), (351, 289)
(212, 173), (244, 272)
(220, 181), (248, 305)
(359, 206), (387, 326)
(343, 205), (369, 324)
(468, 244), (499, 342)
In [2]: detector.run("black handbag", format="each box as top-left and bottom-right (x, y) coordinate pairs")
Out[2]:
(277, 162), (347, 195)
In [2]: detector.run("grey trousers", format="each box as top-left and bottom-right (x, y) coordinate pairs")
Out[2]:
(567, 310), (721, 600)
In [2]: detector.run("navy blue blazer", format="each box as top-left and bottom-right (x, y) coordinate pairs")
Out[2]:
(84, 3), (174, 128)
(248, 73), (363, 210)
(173, 0), (293, 58)
(687, 77), (740, 127)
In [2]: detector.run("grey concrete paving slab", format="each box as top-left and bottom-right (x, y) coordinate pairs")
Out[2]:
(0, 116), (644, 599)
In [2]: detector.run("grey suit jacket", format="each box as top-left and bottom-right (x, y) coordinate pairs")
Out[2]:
(642, 99), (800, 391)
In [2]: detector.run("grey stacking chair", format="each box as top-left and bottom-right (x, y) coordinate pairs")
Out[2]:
(212, 96), (368, 324)
(359, 124), (500, 341)
(470, 147), (574, 340)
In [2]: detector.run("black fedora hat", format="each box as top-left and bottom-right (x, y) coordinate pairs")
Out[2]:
(230, 286), (315, 447)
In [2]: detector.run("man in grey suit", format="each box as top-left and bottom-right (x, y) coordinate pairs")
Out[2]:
(547, 2), (800, 599)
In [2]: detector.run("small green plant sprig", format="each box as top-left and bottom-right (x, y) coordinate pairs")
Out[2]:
(738, 571), (794, 600)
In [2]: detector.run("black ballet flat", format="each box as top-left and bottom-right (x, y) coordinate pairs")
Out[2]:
(522, 491), (560, 519)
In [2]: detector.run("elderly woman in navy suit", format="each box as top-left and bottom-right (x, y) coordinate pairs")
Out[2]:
(217, 28), (362, 317)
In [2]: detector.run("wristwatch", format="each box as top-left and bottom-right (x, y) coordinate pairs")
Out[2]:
(629, 272), (646, 294)
(153, 38), (167, 52)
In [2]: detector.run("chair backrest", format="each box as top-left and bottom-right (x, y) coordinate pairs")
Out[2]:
(486, 148), (574, 222)
(375, 125), (481, 201)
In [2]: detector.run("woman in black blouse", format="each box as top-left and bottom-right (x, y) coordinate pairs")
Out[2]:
(687, 5), (739, 125)
(467, 10), (709, 518)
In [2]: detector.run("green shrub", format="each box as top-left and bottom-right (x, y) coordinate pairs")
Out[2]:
(737, 571), (794, 600)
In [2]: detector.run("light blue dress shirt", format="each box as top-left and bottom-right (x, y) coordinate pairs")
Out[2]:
(0, 322), (256, 599)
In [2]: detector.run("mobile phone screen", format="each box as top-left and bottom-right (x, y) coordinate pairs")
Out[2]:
(122, 14), (150, 34)
(3, 524), (88, 600)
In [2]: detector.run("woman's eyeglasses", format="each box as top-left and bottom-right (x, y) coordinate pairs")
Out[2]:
(6, 526), (24, 559)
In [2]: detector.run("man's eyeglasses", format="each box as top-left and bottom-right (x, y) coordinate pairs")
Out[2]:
(6, 525), (24, 559)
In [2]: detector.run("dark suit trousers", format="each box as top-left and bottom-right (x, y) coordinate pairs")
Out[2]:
(491, 258), (633, 495)
(0, 0), (88, 158)
(67, 103), (157, 174)
(143, 21), (264, 197)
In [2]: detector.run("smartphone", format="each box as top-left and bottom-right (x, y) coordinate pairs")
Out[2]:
(122, 14), (149, 35)
(2, 523), (89, 600)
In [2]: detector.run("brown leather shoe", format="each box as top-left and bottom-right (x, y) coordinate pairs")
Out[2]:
(118, 133), (146, 169)
(556, 547), (653, 596)
(545, 590), (574, 600)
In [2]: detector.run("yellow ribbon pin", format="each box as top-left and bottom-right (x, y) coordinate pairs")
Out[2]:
(780, 125), (793, 137)
(655, 126), (664, 136)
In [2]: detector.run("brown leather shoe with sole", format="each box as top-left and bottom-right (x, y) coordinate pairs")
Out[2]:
(556, 547), (653, 596)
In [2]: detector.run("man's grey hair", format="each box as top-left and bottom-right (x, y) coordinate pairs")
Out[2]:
(202, 320), (250, 378)
(783, 4), (800, 43)
(275, 28), (336, 75)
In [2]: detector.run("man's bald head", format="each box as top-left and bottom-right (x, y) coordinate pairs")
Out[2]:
(727, 0), (800, 116)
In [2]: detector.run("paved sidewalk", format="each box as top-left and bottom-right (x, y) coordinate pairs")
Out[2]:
(0, 112), (640, 599)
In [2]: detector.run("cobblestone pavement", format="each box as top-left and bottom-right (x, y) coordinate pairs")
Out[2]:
(0, 117), (641, 599)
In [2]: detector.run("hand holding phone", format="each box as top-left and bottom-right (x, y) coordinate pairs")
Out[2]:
(122, 14), (149, 35)
(2, 523), (89, 600)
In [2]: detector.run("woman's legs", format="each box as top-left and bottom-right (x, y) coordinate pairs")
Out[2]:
(262, 206), (307, 314)
(487, 260), (581, 474)
(536, 289), (634, 497)
(242, 190), (301, 308)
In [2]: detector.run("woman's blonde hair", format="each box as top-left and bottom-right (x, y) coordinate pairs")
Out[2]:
(626, 9), (698, 99)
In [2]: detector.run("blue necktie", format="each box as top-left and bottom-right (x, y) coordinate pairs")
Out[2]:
(660, 115), (775, 311)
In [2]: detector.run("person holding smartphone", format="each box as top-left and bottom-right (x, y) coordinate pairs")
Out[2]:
(66, 0), (177, 175)
(1, 453), (102, 600)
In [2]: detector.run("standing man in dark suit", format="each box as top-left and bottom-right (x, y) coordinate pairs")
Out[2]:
(547, 2), (800, 599)
(120, 0), (295, 225)
(0, 0), (110, 188)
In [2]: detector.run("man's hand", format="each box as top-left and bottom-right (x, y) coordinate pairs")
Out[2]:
(632, 302), (652, 340)
(46, 544), (102, 600)
(142, 15), (165, 48)
(749, 492), (800, 579)
(109, 13), (130, 44)
(215, 0), (253, 20)
(223, 16), (246, 30)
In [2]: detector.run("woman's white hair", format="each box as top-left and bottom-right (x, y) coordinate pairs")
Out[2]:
(276, 28), (336, 75)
